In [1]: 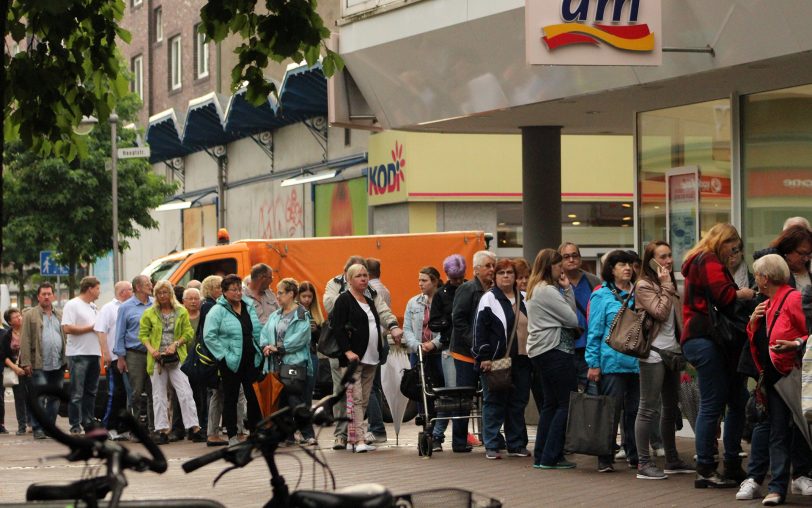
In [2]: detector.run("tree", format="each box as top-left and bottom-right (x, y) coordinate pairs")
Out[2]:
(3, 93), (178, 297)
(2, 0), (339, 159)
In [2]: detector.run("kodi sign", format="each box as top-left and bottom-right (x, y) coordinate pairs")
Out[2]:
(526, 0), (662, 66)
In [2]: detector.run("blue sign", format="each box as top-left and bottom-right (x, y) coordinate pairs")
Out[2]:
(40, 251), (70, 276)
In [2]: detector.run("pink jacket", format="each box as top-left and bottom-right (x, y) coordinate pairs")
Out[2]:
(746, 284), (807, 376)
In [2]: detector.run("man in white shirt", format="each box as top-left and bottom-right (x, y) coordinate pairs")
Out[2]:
(62, 276), (103, 435)
(94, 280), (132, 439)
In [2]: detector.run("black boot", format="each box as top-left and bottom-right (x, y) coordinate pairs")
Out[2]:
(723, 458), (747, 484)
(695, 462), (737, 489)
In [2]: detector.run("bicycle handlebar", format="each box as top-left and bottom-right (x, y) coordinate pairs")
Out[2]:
(27, 384), (167, 474)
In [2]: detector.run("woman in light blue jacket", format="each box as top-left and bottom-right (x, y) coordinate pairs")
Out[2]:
(260, 278), (314, 434)
(585, 249), (640, 473)
(403, 266), (447, 450)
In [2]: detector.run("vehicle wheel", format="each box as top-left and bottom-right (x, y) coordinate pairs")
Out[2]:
(381, 393), (418, 423)
(425, 434), (433, 458)
(417, 431), (429, 456)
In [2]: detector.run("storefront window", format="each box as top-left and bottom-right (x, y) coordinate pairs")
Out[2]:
(742, 84), (812, 256)
(638, 99), (732, 252)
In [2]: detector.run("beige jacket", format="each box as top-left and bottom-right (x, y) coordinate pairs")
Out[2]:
(634, 278), (683, 340)
(19, 306), (66, 370)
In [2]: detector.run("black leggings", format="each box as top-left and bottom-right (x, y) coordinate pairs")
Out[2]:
(220, 367), (261, 438)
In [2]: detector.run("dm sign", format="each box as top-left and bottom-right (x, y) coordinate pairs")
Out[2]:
(526, 0), (661, 66)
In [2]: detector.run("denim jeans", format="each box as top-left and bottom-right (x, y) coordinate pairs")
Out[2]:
(480, 355), (530, 452)
(31, 369), (64, 431)
(635, 361), (680, 465)
(598, 372), (639, 466)
(682, 338), (748, 465)
(573, 348), (588, 393)
(746, 384), (793, 497)
(532, 349), (576, 466)
(452, 359), (477, 450)
(103, 360), (129, 432)
(409, 352), (449, 442)
(68, 355), (101, 430)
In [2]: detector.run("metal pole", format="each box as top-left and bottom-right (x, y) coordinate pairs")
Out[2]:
(110, 112), (120, 282)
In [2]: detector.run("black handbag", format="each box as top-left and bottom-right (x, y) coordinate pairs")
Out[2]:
(159, 351), (180, 366)
(317, 317), (342, 358)
(181, 341), (219, 389)
(651, 346), (686, 372)
(564, 384), (616, 456)
(278, 363), (307, 395)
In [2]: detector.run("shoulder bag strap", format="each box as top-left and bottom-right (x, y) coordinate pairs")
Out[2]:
(766, 289), (794, 340)
(504, 296), (520, 356)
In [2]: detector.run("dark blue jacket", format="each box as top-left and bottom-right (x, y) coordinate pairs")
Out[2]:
(472, 287), (527, 365)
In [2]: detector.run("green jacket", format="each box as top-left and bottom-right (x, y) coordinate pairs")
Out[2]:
(203, 295), (262, 373)
(138, 304), (194, 376)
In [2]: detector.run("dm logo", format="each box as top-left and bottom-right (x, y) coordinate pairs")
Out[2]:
(542, 0), (655, 52)
(368, 141), (406, 196)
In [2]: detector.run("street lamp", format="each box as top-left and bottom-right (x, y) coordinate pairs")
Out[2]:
(110, 112), (120, 283)
(73, 116), (99, 136)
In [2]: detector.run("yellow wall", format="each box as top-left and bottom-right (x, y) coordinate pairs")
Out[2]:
(367, 131), (634, 205)
(408, 202), (437, 233)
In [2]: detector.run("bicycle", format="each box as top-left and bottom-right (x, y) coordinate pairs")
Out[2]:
(182, 362), (502, 508)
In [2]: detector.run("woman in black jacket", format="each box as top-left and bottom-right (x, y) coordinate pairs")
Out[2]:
(331, 263), (384, 453)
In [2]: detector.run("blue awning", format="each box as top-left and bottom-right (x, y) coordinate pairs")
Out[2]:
(146, 62), (327, 163)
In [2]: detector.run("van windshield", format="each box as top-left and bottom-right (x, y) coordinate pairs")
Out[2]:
(142, 259), (182, 281)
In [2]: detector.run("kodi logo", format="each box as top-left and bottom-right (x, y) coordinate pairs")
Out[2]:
(368, 141), (406, 196)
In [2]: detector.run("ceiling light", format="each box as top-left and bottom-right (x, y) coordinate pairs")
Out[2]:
(280, 169), (337, 187)
(622, 203), (632, 208)
(567, 214), (577, 218)
(622, 217), (632, 221)
(155, 201), (192, 212)
(572, 221), (581, 226)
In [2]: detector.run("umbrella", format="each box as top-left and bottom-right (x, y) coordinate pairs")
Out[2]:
(253, 373), (285, 417)
(774, 369), (812, 449)
(381, 345), (412, 444)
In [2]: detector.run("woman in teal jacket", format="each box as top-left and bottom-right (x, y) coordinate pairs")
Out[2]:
(139, 280), (204, 444)
(585, 249), (640, 473)
(203, 274), (263, 445)
(260, 278), (313, 443)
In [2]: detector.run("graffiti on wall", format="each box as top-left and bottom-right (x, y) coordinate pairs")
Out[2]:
(258, 187), (304, 239)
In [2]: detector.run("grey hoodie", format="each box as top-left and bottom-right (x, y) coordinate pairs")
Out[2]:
(526, 283), (579, 358)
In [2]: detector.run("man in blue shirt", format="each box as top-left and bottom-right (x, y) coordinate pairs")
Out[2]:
(559, 242), (601, 391)
(114, 275), (153, 431)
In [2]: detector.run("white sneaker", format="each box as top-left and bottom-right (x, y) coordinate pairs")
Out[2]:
(652, 447), (665, 458)
(353, 443), (376, 453)
(736, 478), (762, 500)
(615, 448), (626, 460)
(791, 476), (812, 495)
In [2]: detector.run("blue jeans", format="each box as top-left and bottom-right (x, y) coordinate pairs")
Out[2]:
(452, 359), (477, 450)
(480, 355), (530, 452)
(598, 372), (640, 466)
(409, 352), (449, 442)
(68, 355), (101, 430)
(532, 349), (576, 466)
(31, 369), (64, 431)
(682, 338), (747, 465)
(746, 385), (793, 497)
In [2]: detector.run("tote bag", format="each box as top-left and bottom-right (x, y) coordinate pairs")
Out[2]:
(564, 388), (616, 456)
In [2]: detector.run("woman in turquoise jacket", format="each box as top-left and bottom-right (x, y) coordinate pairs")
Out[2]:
(203, 274), (263, 445)
(585, 249), (640, 473)
(260, 278), (313, 444)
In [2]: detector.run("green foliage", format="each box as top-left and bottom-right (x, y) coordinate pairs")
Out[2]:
(4, 0), (131, 160)
(199, 0), (344, 105)
(2, 93), (178, 280)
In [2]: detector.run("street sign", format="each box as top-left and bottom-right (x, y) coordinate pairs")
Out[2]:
(117, 146), (151, 159)
(40, 251), (70, 276)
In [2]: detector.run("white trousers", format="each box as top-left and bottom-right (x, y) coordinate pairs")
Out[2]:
(151, 363), (199, 431)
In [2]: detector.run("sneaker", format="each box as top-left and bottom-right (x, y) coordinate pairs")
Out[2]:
(16, 429), (27, 436)
(467, 433), (482, 447)
(628, 460), (639, 469)
(762, 493), (782, 506)
(485, 449), (502, 460)
(228, 436), (239, 446)
(598, 463), (615, 473)
(371, 433), (388, 444)
(432, 441), (443, 452)
(507, 448), (531, 457)
(736, 479), (761, 500)
(790, 476), (812, 495)
(637, 462), (668, 480)
(33, 430), (47, 440)
(695, 469), (737, 489)
(353, 443), (376, 453)
(652, 447), (666, 458)
(207, 436), (228, 447)
(615, 448), (627, 460)
(333, 437), (347, 450)
(535, 460), (577, 469)
(664, 460), (695, 474)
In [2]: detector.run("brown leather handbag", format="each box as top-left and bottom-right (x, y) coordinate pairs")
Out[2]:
(605, 288), (653, 358)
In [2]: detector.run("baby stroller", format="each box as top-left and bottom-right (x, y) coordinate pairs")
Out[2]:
(409, 345), (482, 458)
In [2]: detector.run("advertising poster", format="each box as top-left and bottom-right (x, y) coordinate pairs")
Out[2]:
(666, 166), (700, 267)
(315, 177), (368, 237)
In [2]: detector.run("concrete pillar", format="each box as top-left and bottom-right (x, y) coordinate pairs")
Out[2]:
(521, 126), (562, 263)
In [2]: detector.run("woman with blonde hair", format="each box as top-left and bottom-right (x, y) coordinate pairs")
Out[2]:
(296, 281), (324, 445)
(681, 223), (756, 488)
(139, 280), (204, 444)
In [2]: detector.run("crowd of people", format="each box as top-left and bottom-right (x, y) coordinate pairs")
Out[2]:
(2, 217), (812, 506)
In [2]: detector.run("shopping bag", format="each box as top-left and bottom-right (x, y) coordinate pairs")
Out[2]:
(564, 389), (615, 456)
(802, 345), (812, 423)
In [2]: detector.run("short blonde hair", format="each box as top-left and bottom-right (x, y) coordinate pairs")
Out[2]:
(346, 263), (368, 280)
(153, 280), (179, 307)
(753, 254), (790, 285)
(200, 275), (223, 299)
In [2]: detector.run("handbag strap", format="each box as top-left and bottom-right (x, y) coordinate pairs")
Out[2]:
(766, 289), (794, 340)
(503, 294), (520, 358)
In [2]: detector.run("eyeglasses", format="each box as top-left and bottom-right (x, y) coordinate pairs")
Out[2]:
(225, 286), (242, 293)
(496, 270), (514, 276)
(730, 247), (742, 255)
(795, 249), (812, 258)
(562, 253), (581, 260)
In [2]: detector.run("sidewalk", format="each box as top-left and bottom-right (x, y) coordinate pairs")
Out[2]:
(2, 394), (812, 506)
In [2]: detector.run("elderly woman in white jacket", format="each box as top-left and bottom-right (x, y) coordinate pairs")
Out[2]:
(525, 249), (580, 469)
(403, 266), (448, 449)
